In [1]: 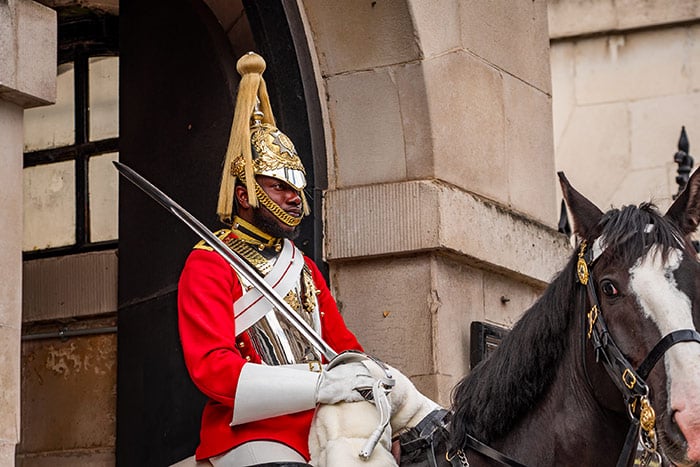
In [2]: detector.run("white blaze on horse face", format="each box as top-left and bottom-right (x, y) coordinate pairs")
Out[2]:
(629, 246), (700, 461)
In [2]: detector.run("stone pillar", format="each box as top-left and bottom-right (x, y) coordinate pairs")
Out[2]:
(0, 0), (56, 463)
(300, 0), (570, 404)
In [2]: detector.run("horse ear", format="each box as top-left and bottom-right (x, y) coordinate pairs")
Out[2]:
(558, 172), (604, 239)
(665, 169), (700, 236)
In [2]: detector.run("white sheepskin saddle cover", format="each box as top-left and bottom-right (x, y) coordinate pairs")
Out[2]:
(309, 364), (440, 467)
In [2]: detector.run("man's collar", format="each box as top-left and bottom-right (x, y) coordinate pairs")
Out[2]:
(231, 216), (282, 252)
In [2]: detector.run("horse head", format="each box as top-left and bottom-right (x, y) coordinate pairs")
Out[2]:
(560, 170), (700, 466)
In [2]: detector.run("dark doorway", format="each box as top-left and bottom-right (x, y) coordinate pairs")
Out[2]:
(117, 0), (323, 464)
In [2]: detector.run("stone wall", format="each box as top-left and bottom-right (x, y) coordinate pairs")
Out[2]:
(550, 0), (700, 212)
(300, 0), (570, 404)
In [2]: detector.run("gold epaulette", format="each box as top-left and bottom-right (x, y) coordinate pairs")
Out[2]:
(193, 229), (233, 251)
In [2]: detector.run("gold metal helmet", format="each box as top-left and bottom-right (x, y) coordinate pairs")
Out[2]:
(217, 52), (310, 226)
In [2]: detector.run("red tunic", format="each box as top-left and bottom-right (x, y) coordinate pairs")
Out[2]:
(177, 236), (363, 461)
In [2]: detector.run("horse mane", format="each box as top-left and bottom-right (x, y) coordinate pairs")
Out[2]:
(449, 202), (684, 450)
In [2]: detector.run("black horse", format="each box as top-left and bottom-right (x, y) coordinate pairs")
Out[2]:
(440, 171), (700, 466)
(311, 172), (700, 467)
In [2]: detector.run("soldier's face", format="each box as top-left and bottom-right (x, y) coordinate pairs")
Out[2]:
(252, 176), (302, 239)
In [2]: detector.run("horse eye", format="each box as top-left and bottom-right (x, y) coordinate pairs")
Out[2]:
(601, 280), (619, 297)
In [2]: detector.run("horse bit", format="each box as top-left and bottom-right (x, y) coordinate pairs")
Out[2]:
(577, 237), (700, 467)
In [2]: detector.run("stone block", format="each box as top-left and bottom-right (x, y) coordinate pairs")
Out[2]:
(0, 442), (15, 466)
(555, 102), (630, 209)
(0, 326), (20, 445)
(548, 0), (700, 39)
(424, 51), (508, 205)
(15, 450), (115, 467)
(436, 185), (570, 285)
(691, 25), (700, 91)
(608, 165), (672, 210)
(23, 251), (118, 323)
(574, 29), (690, 105)
(406, 0), (460, 58)
(459, 0), (551, 93)
(629, 92), (700, 177)
(548, 0), (617, 39)
(18, 331), (116, 454)
(302, 0), (421, 76)
(393, 60), (434, 181)
(482, 269), (541, 328)
(503, 73), (557, 224)
(324, 181), (440, 260)
(326, 68), (407, 187)
(550, 43), (576, 150)
(0, 103), (23, 329)
(330, 252), (548, 407)
(431, 257), (484, 380)
(325, 180), (571, 285)
(331, 255), (435, 376)
(0, 0), (56, 108)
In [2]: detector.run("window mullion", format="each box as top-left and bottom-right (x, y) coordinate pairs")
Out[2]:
(75, 54), (90, 246)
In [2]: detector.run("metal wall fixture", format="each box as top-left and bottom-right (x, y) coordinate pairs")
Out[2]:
(21, 325), (117, 341)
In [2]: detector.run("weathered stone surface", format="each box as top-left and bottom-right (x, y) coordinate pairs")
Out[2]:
(550, 42), (576, 150)
(503, 73), (556, 223)
(549, 0), (700, 39)
(0, 103), (23, 329)
(331, 252), (545, 407)
(555, 102), (630, 208)
(552, 23), (700, 212)
(0, 0), (56, 108)
(424, 51), (508, 207)
(326, 68), (407, 187)
(16, 449), (114, 467)
(573, 28), (691, 105)
(0, 326), (20, 444)
(459, 0), (551, 93)
(406, 0), (460, 58)
(325, 180), (570, 285)
(332, 255), (434, 375)
(18, 331), (116, 455)
(302, 0), (421, 76)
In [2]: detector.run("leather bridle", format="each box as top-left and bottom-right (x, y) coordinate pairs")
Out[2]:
(576, 238), (700, 467)
(449, 238), (700, 467)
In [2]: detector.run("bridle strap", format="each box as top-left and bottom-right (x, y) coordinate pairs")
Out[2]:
(463, 434), (528, 467)
(636, 329), (700, 380)
(577, 239), (700, 467)
(583, 277), (649, 403)
(616, 421), (642, 467)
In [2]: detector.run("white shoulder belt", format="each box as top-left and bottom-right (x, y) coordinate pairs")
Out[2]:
(233, 239), (305, 335)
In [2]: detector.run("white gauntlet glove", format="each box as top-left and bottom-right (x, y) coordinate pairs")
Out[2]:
(315, 361), (378, 405)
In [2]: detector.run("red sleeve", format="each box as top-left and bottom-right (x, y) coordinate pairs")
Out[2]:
(305, 257), (364, 354)
(178, 249), (246, 407)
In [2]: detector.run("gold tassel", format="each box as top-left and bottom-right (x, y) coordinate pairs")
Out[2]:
(217, 52), (276, 223)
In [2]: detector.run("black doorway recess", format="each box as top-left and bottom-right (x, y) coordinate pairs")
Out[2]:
(117, 0), (324, 465)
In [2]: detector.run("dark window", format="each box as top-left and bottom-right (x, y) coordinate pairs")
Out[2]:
(23, 10), (119, 259)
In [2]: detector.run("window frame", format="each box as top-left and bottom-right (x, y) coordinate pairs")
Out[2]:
(23, 11), (119, 260)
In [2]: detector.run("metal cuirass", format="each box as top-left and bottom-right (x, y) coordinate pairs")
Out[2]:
(231, 238), (322, 366)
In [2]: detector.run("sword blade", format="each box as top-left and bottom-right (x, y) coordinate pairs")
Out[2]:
(113, 161), (338, 360)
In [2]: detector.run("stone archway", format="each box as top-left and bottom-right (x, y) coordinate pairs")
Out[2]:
(298, 0), (568, 403)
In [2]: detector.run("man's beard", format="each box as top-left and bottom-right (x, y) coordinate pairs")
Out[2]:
(252, 207), (300, 240)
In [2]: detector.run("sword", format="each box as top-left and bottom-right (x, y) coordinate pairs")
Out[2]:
(113, 161), (338, 360)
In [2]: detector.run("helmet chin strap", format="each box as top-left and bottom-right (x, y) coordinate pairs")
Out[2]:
(253, 181), (303, 227)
